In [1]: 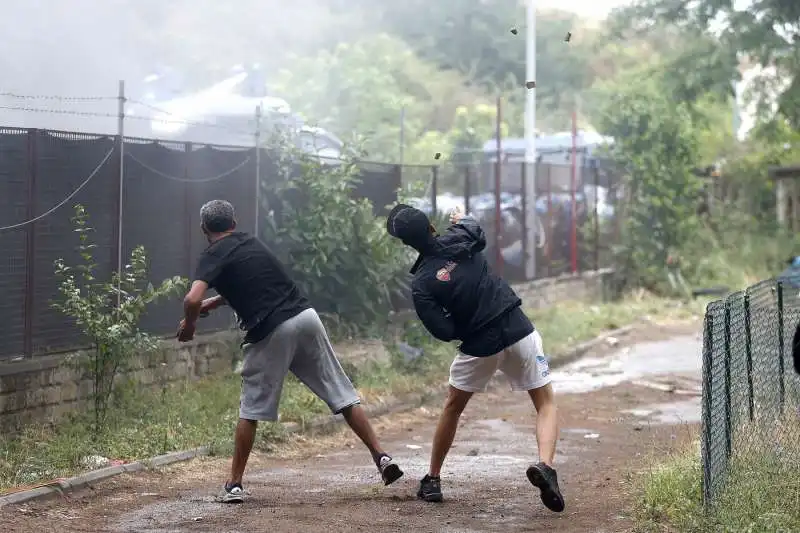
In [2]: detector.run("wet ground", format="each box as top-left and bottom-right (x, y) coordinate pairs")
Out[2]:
(0, 321), (703, 533)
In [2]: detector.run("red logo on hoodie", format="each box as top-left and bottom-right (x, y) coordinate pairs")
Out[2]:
(435, 261), (457, 282)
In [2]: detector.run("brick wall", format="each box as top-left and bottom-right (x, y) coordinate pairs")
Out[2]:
(512, 268), (615, 309)
(0, 332), (239, 431)
(0, 269), (613, 430)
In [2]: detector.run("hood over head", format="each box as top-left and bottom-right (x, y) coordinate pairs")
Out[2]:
(386, 204), (434, 250)
(387, 203), (484, 274)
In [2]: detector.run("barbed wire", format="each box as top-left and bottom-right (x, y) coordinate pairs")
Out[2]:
(125, 151), (253, 183)
(0, 103), (254, 137)
(0, 105), (118, 120)
(0, 92), (116, 102)
(0, 146), (116, 232)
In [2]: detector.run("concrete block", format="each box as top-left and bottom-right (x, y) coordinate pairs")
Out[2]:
(0, 391), (24, 413)
(146, 447), (208, 468)
(0, 486), (58, 508)
(61, 464), (127, 489)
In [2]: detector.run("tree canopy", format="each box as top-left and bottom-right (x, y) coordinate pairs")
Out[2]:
(611, 0), (800, 127)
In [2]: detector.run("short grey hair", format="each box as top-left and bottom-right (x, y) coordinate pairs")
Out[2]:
(200, 200), (236, 233)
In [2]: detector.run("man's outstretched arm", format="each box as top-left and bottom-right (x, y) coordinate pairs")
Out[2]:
(446, 206), (487, 253)
(412, 285), (457, 342)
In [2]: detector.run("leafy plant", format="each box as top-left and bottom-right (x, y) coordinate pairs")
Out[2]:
(52, 204), (188, 433)
(596, 80), (704, 292)
(261, 150), (412, 337)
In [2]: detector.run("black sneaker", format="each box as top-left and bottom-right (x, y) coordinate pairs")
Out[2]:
(417, 474), (443, 503)
(378, 455), (404, 486)
(526, 463), (565, 512)
(221, 482), (245, 504)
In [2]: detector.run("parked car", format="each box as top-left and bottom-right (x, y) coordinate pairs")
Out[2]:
(131, 69), (348, 162)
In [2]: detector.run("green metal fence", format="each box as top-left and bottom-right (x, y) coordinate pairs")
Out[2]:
(701, 279), (800, 504)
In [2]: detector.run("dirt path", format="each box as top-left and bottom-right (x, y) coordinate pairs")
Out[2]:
(0, 322), (703, 533)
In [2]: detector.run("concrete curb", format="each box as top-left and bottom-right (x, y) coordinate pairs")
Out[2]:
(0, 323), (636, 509)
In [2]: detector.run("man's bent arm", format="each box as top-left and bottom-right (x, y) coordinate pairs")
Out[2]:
(412, 288), (457, 342)
(183, 280), (209, 326)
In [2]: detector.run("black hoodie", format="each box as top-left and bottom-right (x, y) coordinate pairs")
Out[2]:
(387, 204), (533, 357)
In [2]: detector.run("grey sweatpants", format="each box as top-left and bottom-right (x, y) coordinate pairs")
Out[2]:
(239, 308), (361, 421)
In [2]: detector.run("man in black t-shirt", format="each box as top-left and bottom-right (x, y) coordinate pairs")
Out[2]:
(386, 203), (564, 512)
(177, 200), (403, 503)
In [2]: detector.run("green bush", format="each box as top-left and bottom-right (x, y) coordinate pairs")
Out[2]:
(52, 205), (187, 433)
(261, 152), (413, 336)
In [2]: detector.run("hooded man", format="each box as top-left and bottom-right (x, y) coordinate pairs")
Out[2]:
(386, 203), (564, 512)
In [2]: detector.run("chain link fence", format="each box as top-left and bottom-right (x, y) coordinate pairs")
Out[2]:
(701, 279), (800, 504)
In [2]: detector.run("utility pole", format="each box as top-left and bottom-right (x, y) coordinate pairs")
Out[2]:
(524, 0), (537, 280)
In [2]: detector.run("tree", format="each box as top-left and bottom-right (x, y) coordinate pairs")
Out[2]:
(337, 0), (598, 131)
(595, 77), (704, 290)
(269, 34), (485, 162)
(611, 0), (799, 126)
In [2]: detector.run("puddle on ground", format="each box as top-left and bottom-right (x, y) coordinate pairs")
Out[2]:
(551, 335), (702, 395)
(561, 427), (598, 435)
(623, 398), (701, 425)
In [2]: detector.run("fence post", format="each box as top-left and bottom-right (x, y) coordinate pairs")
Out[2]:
(521, 161), (529, 280)
(593, 165), (599, 271)
(546, 163), (552, 277)
(776, 280), (786, 416)
(183, 143), (193, 277)
(114, 80), (125, 309)
(701, 309), (714, 504)
(23, 129), (38, 358)
(464, 165), (471, 214)
(494, 95), (504, 277)
(743, 289), (755, 422)
(569, 112), (578, 274)
(393, 164), (402, 204)
(723, 298), (732, 459)
(430, 165), (438, 215)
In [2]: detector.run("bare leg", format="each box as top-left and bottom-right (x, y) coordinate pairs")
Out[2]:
(429, 386), (473, 477)
(528, 383), (558, 465)
(526, 383), (564, 512)
(340, 404), (385, 464)
(229, 418), (258, 485)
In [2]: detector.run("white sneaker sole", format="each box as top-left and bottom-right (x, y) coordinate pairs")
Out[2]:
(221, 491), (245, 504)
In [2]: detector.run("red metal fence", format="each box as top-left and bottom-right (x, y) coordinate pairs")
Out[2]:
(399, 152), (623, 282)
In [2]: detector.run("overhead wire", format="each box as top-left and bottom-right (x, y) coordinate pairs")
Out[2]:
(0, 146), (116, 231)
(125, 151), (253, 183)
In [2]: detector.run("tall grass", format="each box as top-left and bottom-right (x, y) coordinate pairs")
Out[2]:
(633, 417), (800, 532)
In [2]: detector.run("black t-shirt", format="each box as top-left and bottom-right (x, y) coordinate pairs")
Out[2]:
(194, 232), (310, 344)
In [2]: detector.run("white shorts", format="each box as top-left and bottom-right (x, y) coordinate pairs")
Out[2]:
(449, 330), (552, 393)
